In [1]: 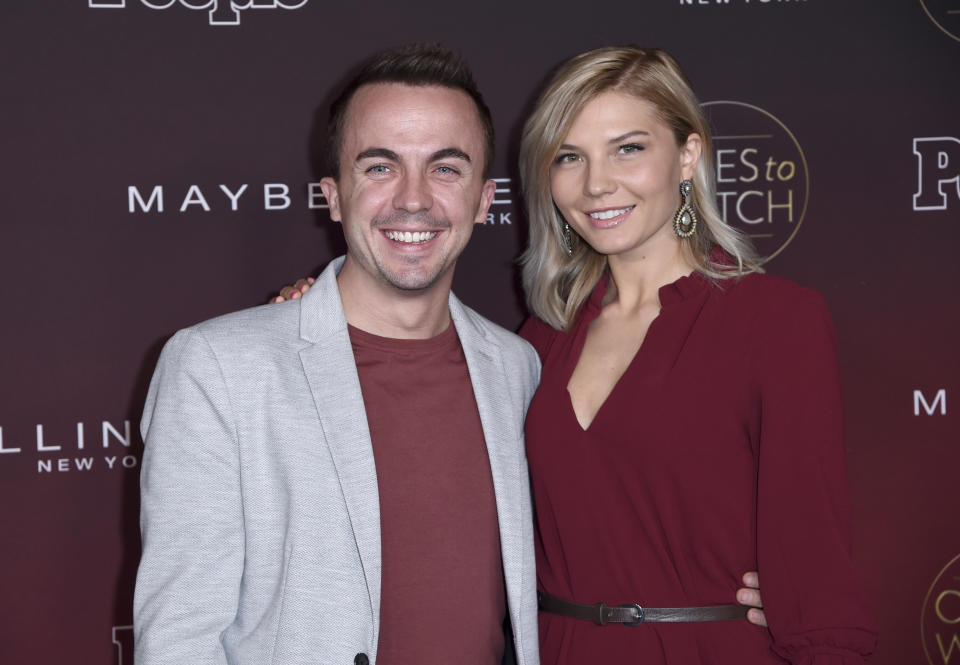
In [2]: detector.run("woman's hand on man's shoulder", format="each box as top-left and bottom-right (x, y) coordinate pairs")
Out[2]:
(269, 277), (314, 304)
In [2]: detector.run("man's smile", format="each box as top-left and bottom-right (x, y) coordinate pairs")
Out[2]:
(383, 230), (440, 244)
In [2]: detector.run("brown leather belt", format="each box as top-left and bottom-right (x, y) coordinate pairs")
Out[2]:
(538, 591), (749, 626)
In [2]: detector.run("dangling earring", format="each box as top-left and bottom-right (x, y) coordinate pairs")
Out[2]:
(562, 221), (573, 256)
(673, 179), (698, 238)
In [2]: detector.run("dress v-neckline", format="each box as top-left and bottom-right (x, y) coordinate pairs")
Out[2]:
(565, 304), (664, 433)
(562, 266), (710, 432)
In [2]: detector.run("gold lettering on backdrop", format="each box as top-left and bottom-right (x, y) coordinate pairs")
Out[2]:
(936, 632), (960, 663)
(923, 555), (960, 665)
(938, 590), (960, 624)
(702, 100), (809, 263)
(919, 1), (960, 43)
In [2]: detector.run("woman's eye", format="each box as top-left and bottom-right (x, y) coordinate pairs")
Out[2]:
(619, 143), (645, 154)
(554, 153), (579, 164)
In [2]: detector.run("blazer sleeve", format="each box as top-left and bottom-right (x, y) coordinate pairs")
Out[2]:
(754, 289), (877, 665)
(134, 327), (244, 665)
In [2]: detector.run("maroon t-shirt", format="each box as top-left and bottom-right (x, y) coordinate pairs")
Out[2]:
(349, 323), (505, 664)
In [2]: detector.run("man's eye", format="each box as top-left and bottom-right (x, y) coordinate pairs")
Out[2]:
(435, 165), (459, 175)
(367, 164), (390, 174)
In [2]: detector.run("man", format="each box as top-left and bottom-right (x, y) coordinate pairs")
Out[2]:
(136, 44), (539, 665)
(135, 44), (764, 665)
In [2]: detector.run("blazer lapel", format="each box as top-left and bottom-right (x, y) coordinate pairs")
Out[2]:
(449, 295), (525, 623)
(298, 258), (382, 644)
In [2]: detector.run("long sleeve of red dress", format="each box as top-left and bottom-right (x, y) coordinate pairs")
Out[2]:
(519, 270), (877, 665)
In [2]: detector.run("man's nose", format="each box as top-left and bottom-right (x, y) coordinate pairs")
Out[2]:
(394, 171), (433, 213)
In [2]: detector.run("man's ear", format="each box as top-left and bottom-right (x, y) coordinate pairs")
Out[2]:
(319, 177), (341, 222)
(474, 178), (496, 225)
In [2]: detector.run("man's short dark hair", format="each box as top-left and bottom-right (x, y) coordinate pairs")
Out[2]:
(326, 43), (495, 179)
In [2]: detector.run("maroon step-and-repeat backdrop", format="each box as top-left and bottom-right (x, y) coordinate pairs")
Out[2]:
(1, 2), (957, 663)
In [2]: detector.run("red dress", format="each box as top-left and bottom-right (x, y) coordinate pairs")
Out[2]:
(519, 269), (877, 665)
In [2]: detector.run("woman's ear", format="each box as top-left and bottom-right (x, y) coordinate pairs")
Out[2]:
(680, 133), (702, 180)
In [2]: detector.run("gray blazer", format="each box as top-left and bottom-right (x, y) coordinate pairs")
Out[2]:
(134, 257), (541, 665)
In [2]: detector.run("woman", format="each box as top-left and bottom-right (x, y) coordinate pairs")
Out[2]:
(517, 47), (876, 663)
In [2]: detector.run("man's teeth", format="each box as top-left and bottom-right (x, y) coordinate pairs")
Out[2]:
(589, 207), (633, 221)
(384, 230), (438, 243)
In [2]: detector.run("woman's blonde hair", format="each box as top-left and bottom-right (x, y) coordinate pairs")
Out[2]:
(519, 46), (762, 330)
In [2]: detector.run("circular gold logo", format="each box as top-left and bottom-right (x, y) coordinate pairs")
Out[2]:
(701, 101), (809, 264)
(920, 0), (960, 42)
(923, 553), (960, 665)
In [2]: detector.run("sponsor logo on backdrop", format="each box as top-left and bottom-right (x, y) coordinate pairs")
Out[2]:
(702, 101), (809, 263)
(915, 389), (948, 416)
(112, 626), (134, 665)
(680, 0), (807, 6)
(0, 421), (140, 474)
(923, 553), (960, 665)
(914, 137), (960, 211)
(89, 0), (307, 26)
(919, 0), (960, 42)
(126, 178), (516, 224)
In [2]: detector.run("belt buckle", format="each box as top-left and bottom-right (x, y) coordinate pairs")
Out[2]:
(616, 603), (645, 626)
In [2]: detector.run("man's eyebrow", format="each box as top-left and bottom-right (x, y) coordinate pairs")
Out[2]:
(356, 147), (399, 162)
(430, 147), (471, 163)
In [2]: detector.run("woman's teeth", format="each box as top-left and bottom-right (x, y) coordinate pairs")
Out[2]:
(589, 206), (633, 221)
